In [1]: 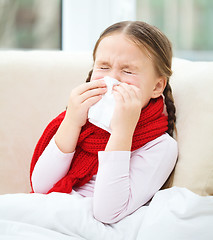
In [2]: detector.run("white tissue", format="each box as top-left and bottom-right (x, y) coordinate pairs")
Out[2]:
(88, 76), (119, 133)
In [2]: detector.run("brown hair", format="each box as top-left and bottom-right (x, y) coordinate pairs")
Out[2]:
(86, 21), (176, 137)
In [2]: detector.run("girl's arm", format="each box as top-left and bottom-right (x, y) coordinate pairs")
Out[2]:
(93, 134), (178, 224)
(93, 83), (177, 223)
(105, 83), (143, 152)
(32, 80), (107, 193)
(31, 136), (74, 193)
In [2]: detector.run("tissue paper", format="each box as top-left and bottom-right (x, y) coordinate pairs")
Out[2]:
(88, 76), (119, 133)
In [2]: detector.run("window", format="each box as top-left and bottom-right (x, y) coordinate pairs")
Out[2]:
(1, 0), (212, 61)
(62, 0), (213, 60)
(0, 0), (61, 49)
(136, 0), (213, 60)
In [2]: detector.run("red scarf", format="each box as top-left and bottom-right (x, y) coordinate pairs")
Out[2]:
(30, 96), (168, 194)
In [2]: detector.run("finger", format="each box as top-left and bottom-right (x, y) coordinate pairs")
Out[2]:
(120, 83), (143, 102)
(113, 83), (131, 102)
(82, 95), (103, 110)
(128, 84), (142, 99)
(113, 89), (124, 104)
(80, 87), (107, 103)
(123, 84), (139, 102)
(76, 80), (106, 95)
(113, 86), (124, 102)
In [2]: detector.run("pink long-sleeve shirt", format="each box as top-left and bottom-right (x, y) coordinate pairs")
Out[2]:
(31, 133), (178, 224)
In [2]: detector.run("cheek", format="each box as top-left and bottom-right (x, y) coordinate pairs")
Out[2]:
(124, 76), (141, 88)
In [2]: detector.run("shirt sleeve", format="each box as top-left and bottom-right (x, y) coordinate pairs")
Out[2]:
(93, 133), (178, 224)
(31, 136), (75, 193)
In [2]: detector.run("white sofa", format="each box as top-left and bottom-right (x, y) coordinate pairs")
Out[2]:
(0, 51), (213, 196)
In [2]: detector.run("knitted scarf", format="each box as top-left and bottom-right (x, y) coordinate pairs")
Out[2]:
(30, 96), (168, 194)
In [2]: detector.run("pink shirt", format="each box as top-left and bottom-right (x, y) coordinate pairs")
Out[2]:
(31, 133), (178, 223)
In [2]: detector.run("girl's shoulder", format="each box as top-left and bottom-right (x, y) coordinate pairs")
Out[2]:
(132, 133), (178, 156)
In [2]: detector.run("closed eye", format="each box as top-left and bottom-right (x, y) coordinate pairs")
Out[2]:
(124, 70), (133, 74)
(100, 67), (109, 70)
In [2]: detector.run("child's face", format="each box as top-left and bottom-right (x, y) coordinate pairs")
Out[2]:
(91, 33), (165, 106)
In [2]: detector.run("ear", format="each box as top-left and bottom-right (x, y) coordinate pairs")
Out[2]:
(151, 76), (167, 98)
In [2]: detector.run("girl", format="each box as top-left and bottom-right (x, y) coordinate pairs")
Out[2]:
(30, 21), (178, 224)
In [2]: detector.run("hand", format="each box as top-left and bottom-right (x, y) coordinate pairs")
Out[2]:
(65, 80), (107, 128)
(111, 83), (143, 136)
(54, 80), (107, 153)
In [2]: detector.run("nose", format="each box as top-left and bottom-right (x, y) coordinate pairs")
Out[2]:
(107, 70), (121, 82)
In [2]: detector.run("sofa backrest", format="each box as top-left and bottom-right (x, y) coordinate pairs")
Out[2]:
(0, 51), (213, 196)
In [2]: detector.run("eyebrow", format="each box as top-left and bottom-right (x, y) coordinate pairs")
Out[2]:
(96, 60), (110, 66)
(96, 60), (139, 71)
(122, 64), (139, 71)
